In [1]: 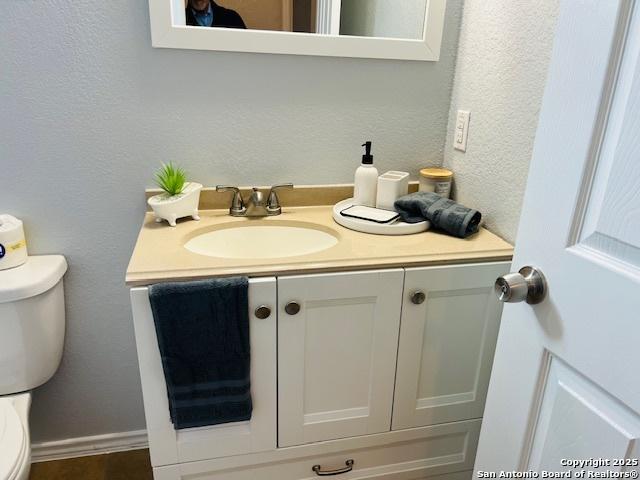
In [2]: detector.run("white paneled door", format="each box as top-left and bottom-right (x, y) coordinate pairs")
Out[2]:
(277, 269), (403, 447)
(475, 0), (640, 475)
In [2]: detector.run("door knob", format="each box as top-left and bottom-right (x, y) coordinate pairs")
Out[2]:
(411, 291), (426, 305)
(285, 301), (301, 315)
(495, 266), (547, 304)
(254, 305), (271, 319)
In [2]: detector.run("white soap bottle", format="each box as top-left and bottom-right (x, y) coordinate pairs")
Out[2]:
(353, 141), (378, 207)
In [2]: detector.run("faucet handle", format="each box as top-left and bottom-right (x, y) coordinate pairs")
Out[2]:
(216, 185), (246, 216)
(267, 183), (293, 214)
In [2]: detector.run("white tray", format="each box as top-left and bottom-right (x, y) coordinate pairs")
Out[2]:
(332, 199), (429, 235)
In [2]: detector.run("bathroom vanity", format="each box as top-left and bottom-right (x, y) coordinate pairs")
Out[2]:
(127, 192), (513, 480)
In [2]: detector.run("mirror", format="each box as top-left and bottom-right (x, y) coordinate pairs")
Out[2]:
(181, 0), (427, 41)
(149, 0), (446, 60)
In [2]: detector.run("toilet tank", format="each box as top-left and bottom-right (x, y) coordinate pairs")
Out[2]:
(0, 256), (67, 395)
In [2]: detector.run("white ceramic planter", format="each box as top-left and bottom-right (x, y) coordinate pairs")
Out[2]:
(148, 182), (202, 227)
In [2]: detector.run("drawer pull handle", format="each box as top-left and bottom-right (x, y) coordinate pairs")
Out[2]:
(312, 459), (354, 476)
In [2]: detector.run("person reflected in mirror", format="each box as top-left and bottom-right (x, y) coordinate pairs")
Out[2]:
(186, 0), (246, 29)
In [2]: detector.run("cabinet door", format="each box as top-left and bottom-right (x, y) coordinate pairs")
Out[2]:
(130, 277), (277, 467)
(392, 262), (509, 430)
(278, 269), (404, 447)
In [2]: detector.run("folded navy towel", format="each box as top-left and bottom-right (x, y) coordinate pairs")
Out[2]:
(394, 192), (481, 238)
(148, 277), (252, 429)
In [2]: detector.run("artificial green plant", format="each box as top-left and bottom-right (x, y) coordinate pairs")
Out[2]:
(155, 162), (187, 197)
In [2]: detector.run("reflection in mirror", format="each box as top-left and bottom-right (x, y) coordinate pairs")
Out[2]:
(340, 1), (427, 40)
(182, 0), (427, 40)
(185, 0), (248, 29)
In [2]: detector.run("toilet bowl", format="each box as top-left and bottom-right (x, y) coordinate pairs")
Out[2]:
(0, 255), (67, 480)
(0, 394), (31, 480)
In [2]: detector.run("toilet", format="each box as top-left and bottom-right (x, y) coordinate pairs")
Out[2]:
(0, 256), (67, 480)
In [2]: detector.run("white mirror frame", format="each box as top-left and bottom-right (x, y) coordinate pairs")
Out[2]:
(149, 0), (446, 61)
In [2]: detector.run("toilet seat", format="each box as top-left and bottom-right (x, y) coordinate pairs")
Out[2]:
(0, 398), (28, 480)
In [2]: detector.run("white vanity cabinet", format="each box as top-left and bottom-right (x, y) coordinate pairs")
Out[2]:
(392, 263), (507, 430)
(131, 261), (509, 480)
(130, 278), (278, 467)
(277, 269), (404, 447)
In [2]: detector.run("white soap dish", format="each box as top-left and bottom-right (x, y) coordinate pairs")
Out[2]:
(332, 199), (429, 236)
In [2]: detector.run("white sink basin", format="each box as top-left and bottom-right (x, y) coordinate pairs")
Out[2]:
(184, 223), (339, 259)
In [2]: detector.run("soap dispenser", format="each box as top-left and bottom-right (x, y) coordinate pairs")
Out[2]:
(353, 141), (378, 207)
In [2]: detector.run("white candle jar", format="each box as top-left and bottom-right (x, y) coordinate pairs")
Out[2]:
(419, 168), (453, 198)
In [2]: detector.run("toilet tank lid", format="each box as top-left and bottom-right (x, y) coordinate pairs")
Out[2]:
(0, 255), (67, 304)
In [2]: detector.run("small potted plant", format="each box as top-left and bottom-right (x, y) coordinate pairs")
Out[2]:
(147, 163), (202, 227)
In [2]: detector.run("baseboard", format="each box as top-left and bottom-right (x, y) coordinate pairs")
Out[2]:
(31, 429), (148, 463)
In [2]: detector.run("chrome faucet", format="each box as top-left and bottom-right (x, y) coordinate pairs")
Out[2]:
(216, 184), (293, 217)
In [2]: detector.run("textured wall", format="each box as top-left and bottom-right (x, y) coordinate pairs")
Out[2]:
(443, 0), (560, 243)
(340, 0), (427, 40)
(0, 0), (462, 442)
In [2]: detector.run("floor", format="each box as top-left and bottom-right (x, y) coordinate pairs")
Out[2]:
(29, 449), (153, 480)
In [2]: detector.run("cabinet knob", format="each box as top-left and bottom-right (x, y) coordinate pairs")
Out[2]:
(411, 291), (426, 305)
(285, 301), (301, 315)
(254, 305), (272, 319)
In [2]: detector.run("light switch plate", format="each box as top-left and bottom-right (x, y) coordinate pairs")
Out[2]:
(454, 110), (470, 152)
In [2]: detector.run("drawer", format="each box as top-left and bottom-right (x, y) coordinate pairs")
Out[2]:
(153, 419), (480, 480)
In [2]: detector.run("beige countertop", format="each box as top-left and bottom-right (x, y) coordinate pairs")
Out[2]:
(126, 205), (513, 286)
